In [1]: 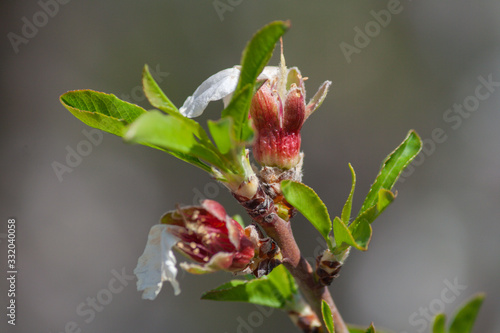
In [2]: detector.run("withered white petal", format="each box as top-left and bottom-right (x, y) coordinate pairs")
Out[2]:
(179, 66), (281, 118)
(134, 224), (181, 300)
(180, 67), (240, 118)
(260, 66), (279, 80)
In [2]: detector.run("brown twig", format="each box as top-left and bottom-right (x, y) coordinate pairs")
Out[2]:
(234, 185), (349, 333)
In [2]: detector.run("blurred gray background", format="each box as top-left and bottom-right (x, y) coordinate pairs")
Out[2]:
(1, 1), (499, 332)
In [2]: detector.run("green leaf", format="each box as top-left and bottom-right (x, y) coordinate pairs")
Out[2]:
(124, 111), (226, 171)
(60, 90), (147, 137)
(377, 188), (395, 213)
(348, 327), (366, 333)
(432, 313), (446, 333)
(166, 151), (213, 174)
(348, 187), (396, 234)
(347, 325), (391, 333)
(201, 265), (297, 309)
(222, 21), (289, 141)
(208, 117), (234, 155)
(221, 84), (255, 144)
(341, 163), (356, 224)
(322, 300), (335, 333)
(359, 130), (422, 214)
(333, 217), (371, 251)
(365, 323), (376, 333)
(281, 180), (332, 244)
(267, 261), (298, 298)
(351, 219), (372, 250)
(142, 64), (178, 114)
(449, 293), (485, 333)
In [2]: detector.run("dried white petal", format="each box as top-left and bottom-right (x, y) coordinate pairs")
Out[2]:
(134, 224), (181, 300)
(260, 66), (279, 81)
(180, 67), (240, 118)
(179, 66), (281, 118)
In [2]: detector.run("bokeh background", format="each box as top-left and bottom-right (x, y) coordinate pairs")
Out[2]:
(1, 1), (499, 332)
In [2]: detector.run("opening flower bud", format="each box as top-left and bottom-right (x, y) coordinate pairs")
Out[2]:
(162, 200), (257, 274)
(250, 65), (331, 170)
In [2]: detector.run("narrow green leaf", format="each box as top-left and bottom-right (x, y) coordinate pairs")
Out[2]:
(432, 313), (446, 333)
(60, 90), (147, 137)
(281, 180), (332, 242)
(351, 219), (372, 250)
(341, 163), (356, 224)
(166, 151), (213, 174)
(348, 325), (390, 333)
(222, 21), (289, 141)
(236, 20), (289, 93)
(333, 217), (371, 251)
(142, 64), (178, 114)
(208, 117), (234, 155)
(349, 205), (376, 231)
(201, 265), (297, 308)
(449, 293), (485, 333)
(124, 111), (226, 170)
(365, 323), (376, 333)
(359, 130), (422, 214)
(377, 188), (395, 213)
(349, 187), (394, 233)
(322, 300), (335, 333)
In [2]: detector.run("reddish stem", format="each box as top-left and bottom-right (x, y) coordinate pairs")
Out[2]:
(234, 188), (348, 333)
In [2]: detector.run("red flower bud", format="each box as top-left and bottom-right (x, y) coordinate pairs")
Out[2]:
(250, 67), (331, 170)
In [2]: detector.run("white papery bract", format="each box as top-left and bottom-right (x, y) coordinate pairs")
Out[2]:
(134, 224), (181, 299)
